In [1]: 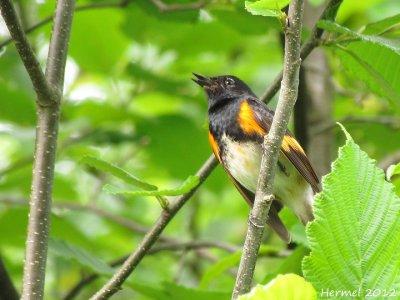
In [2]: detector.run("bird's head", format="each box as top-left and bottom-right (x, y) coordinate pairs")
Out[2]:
(192, 74), (256, 109)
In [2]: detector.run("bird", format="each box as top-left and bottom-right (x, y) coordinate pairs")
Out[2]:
(193, 73), (320, 243)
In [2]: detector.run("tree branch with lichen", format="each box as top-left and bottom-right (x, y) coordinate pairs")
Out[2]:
(0, 0), (75, 298)
(232, 0), (305, 298)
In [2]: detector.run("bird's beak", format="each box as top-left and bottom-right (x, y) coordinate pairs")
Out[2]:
(192, 73), (212, 88)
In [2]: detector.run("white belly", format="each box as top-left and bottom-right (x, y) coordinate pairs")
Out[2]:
(222, 135), (262, 192)
(221, 134), (314, 223)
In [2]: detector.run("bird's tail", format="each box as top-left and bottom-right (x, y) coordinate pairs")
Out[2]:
(295, 186), (315, 225)
(267, 205), (291, 243)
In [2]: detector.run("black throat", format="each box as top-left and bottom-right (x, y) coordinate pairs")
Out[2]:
(208, 97), (253, 144)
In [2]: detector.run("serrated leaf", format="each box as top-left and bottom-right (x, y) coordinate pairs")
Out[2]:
(302, 125), (400, 297)
(335, 45), (400, 106)
(48, 238), (114, 275)
(81, 156), (157, 190)
(318, 21), (400, 106)
(104, 175), (200, 197)
(239, 274), (316, 300)
(245, 0), (289, 18)
(318, 20), (400, 54)
(363, 13), (400, 35)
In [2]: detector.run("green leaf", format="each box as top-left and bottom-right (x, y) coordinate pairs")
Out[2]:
(81, 156), (157, 190)
(308, 0), (325, 7)
(318, 20), (400, 54)
(318, 21), (400, 106)
(104, 175), (200, 197)
(387, 163), (400, 180)
(200, 245), (280, 288)
(200, 251), (242, 288)
(48, 238), (114, 275)
(0, 83), (35, 125)
(363, 13), (400, 35)
(245, 0), (289, 18)
(303, 125), (400, 297)
(129, 281), (230, 300)
(69, 9), (129, 73)
(335, 45), (400, 106)
(387, 163), (400, 196)
(263, 246), (309, 283)
(239, 274), (316, 300)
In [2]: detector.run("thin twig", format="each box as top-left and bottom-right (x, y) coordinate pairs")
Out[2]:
(0, 0), (130, 50)
(149, 240), (239, 253)
(90, 155), (217, 299)
(312, 115), (400, 135)
(0, 0), (206, 50)
(260, 0), (343, 104)
(0, 0), (57, 106)
(63, 239), (235, 300)
(1, 197), (239, 250)
(232, 0), (305, 297)
(82, 1), (344, 297)
(0, 197), (176, 243)
(20, 0), (76, 298)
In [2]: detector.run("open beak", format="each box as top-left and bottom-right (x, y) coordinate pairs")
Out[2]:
(192, 73), (212, 88)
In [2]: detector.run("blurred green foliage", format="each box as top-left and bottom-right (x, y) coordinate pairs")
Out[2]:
(0, 0), (399, 298)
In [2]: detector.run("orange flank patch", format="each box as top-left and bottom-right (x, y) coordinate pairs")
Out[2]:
(208, 131), (221, 162)
(237, 100), (265, 136)
(282, 135), (306, 155)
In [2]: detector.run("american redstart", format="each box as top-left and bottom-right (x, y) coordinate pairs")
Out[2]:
(193, 74), (320, 243)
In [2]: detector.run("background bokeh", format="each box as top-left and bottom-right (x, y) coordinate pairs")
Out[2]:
(0, 0), (399, 298)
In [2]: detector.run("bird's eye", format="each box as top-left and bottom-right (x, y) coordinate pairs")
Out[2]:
(225, 78), (235, 87)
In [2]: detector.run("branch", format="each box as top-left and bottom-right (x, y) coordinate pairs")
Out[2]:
(0, 0), (206, 50)
(21, 0), (75, 298)
(311, 115), (400, 135)
(260, 0), (343, 103)
(0, 0), (57, 106)
(0, 197), (176, 243)
(0, 256), (19, 300)
(64, 238), (235, 300)
(90, 155), (217, 299)
(79, 3), (343, 297)
(232, 0), (305, 297)
(149, 240), (239, 253)
(0, 1), (130, 50)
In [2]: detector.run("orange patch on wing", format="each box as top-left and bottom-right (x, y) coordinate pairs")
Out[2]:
(208, 131), (221, 162)
(282, 135), (306, 155)
(237, 100), (265, 136)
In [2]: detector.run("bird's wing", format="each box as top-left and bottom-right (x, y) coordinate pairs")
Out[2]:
(242, 98), (320, 193)
(208, 129), (291, 242)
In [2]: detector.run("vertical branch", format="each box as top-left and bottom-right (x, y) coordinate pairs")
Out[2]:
(0, 0), (75, 298)
(260, 0), (343, 103)
(22, 1), (75, 298)
(232, 0), (305, 298)
(301, 1), (334, 177)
